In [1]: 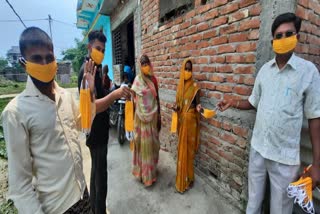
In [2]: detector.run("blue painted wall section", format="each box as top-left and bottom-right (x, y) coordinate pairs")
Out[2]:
(76, 0), (114, 80)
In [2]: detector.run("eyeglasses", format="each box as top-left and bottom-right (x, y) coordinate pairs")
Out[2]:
(274, 31), (296, 40)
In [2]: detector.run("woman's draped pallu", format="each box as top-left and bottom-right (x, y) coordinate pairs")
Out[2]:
(131, 74), (160, 186)
(174, 59), (200, 193)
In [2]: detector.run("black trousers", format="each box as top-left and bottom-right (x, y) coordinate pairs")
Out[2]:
(88, 142), (108, 214)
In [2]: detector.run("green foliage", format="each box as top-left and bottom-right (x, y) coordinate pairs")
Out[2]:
(62, 38), (87, 74)
(0, 98), (11, 159)
(0, 200), (18, 214)
(0, 77), (25, 96)
(0, 58), (8, 71)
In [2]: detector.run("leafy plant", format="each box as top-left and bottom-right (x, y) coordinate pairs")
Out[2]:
(61, 38), (87, 74)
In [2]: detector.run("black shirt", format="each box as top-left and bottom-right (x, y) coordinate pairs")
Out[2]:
(78, 59), (109, 147)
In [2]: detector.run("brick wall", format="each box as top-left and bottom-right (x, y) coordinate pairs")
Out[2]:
(140, 0), (261, 209)
(295, 0), (320, 69)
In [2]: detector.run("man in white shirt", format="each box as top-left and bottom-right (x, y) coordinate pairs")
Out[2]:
(1, 27), (131, 214)
(218, 13), (320, 213)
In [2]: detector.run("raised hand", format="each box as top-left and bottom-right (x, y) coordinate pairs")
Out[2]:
(83, 59), (97, 94)
(217, 99), (233, 112)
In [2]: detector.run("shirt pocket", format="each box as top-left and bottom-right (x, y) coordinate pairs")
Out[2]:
(280, 84), (303, 116)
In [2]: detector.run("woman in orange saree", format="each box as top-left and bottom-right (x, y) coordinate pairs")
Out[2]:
(174, 59), (202, 193)
(131, 55), (161, 187)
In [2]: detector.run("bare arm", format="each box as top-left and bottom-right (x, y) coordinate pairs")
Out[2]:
(217, 99), (255, 112)
(308, 118), (320, 188)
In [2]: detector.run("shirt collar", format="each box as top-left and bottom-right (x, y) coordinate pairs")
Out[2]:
(23, 76), (64, 105)
(270, 53), (297, 71)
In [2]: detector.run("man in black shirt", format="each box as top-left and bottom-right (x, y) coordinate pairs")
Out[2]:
(78, 30), (118, 214)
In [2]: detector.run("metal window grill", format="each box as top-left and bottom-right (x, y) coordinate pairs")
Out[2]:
(113, 29), (122, 65)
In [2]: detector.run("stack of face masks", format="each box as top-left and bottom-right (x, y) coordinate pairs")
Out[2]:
(171, 111), (178, 133)
(287, 165), (320, 214)
(79, 79), (92, 134)
(201, 108), (217, 119)
(125, 97), (134, 141)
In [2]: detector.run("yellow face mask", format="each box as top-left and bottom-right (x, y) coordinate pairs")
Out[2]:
(273, 35), (298, 54)
(184, 70), (192, 80)
(141, 65), (151, 76)
(91, 48), (104, 65)
(25, 60), (57, 83)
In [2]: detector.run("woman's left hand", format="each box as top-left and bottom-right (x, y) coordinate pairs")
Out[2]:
(196, 104), (202, 113)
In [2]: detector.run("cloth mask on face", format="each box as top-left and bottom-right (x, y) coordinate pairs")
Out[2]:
(91, 48), (104, 65)
(184, 71), (192, 80)
(141, 65), (151, 76)
(273, 35), (298, 54)
(24, 59), (57, 83)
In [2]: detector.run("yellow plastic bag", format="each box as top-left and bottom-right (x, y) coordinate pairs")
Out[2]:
(79, 88), (92, 133)
(171, 111), (178, 133)
(125, 100), (134, 132)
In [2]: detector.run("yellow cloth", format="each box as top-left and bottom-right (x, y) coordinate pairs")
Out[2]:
(202, 108), (216, 119)
(25, 60), (57, 83)
(171, 111), (178, 133)
(79, 88), (92, 131)
(125, 100), (134, 131)
(273, 35), (298, 54)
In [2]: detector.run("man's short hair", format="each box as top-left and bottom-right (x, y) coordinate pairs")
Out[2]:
(88, 30), (106, 44)
(19, 27), (53, 58)
(271, 13), (302, 36)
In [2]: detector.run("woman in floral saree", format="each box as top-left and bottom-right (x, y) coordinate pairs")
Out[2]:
(174, 59), (202, 193)
(131, 55), (161, 187)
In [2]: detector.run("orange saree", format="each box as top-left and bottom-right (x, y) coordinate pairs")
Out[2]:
(175, 59), (200, 193)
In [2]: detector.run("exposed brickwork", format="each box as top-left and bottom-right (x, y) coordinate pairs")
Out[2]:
(295, 0), (320, 69)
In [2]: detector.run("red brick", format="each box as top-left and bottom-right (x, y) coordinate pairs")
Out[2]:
(203, 82), (217, 90)
(296, 5), (308, 20)
(233, 125), (249, 138)
(174, 16), (183, 25)
(229, 9), (249, 23)
(210, 56), (226, 63)
(201, 48), (217, 55)
(236, 138), (247, 149)
(236, 42), (257, 52)
(220, 132), (238, 144)
(244, 77), (255, 85)
(203, 9), (219, 21)
(212, 16), (228, 27)
(185, 10), (196, 20)
(220, 2), (239, 15)
(213, 0), (228, 8)
(196, 3), (212, 14)
(233, 85), (252, 96)
(185, 26), (197, 36)
(208, 119), (221, 128)
(249, 4), (261, 16)
(245, 53), (256, 63)
(184, 43), (197, 50)
(221, 121), (232, 131)
(201, 65), (216, 72)
(234, 66), (255, 74)
(229, 33), (248, 43)
(207, 150), (221, 162)
(203, 29), (218, 39)
(239, 17), (260, 31)
(216, 84), (233, 92)
(223, 94), (243, 101)
(181, 21), (191, 30)
(190, 34), (203, 42)
(195, 57), (209, 64)
(209, 74), (225, 82)
(209, 136), (222, 146)
(210, 36), (228, 45)
(197, 22), (210, 32)
(299, 0), (310, 8)
(217, 44), (236, 54)
(226, 55), (242, 63)
(208, 91), (222, 99)
(218, 150), (235, 162)
(220, 24), (238, 35)
(239, 0), (257, 8)
(248, 29), (259, 40)
(192, 16), (202, 25)
(216, 65), (233, 73)
(194, 73), (208, 80)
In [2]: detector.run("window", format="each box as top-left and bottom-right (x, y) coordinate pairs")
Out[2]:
(112, 28), (122, 65)
(159, 0), (194, 24)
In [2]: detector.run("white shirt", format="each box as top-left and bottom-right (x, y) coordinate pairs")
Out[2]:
(1, 77), (94, 214)
(249, 54), (320, 165)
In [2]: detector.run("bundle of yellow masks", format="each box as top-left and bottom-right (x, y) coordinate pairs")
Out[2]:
(171, 111), (178, 133)
(201, 108), (216, 119)
(79, 81), (92, 134)
(287, 165), (320, 214)
(125, 98), (134, 141)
